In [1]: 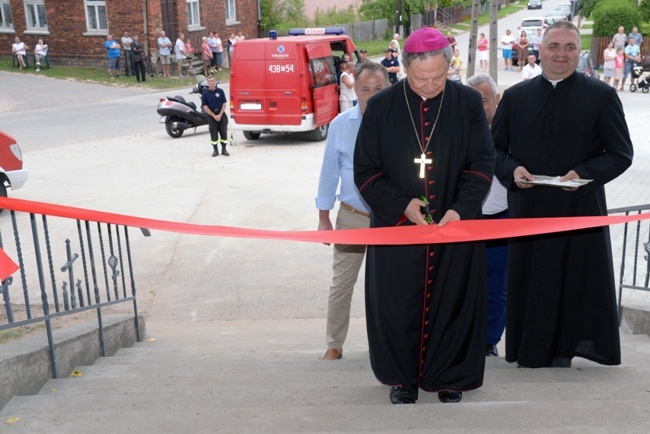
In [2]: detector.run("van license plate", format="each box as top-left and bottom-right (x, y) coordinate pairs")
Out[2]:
(240, 103), (262, 110)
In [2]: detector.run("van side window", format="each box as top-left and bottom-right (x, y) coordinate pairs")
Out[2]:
(311, 56), (336, 88)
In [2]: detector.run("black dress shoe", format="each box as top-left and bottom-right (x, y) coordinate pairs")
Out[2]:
(389, 386), (417, 404)
(486, 344), (499, 357)
(438, 391), (462, 403)
(549, 357), (572, 368)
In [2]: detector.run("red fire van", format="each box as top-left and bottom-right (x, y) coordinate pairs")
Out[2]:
(229, 28), (357, 141)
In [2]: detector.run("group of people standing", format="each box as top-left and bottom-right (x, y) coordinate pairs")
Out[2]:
(105, 29), (245, 81)
(104, 31), (146, 81)
(316, 22), (633, 406)
(11, 36), (48, 72)
(603, 26), (644, 91)
(200, 30), (245, 77)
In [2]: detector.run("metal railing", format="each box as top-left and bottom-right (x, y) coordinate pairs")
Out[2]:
(0, 209), (147, 378)
(608, 204), (650, 322)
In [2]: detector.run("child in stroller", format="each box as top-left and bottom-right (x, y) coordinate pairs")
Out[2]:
(630, 54), (650, 93)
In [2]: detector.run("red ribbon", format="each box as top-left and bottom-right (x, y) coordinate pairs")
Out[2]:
(1, 197), (649, 247)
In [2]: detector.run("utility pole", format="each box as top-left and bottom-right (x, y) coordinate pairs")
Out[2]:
(467, 0), (480, 78)
(489, 0), (499, 83)
(396, 0), (402, 36)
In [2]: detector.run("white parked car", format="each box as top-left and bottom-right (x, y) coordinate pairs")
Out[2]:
(518, 17), (549, 38)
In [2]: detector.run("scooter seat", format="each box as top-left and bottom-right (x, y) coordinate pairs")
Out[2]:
(187, 102), (197, 110)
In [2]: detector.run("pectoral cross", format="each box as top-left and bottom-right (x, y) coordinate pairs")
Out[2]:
(414, 153), (432, 178)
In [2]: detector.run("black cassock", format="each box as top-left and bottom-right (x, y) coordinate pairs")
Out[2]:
(492, 72), (633, 367)
(354, 79), (495, 395)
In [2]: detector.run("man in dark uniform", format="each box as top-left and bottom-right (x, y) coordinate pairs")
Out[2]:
(201, 76), (230, 157)
(492, 21), (633, 369)
(354, 27), (495, 405)
(380, 48), (400, 85)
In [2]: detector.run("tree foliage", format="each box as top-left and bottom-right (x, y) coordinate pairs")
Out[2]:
(641, 0), (650, 22)
(592, 0), (641, 38)
(578, 0), (598, 19)
(358, 0), (394, 21)
(283, 0), (308, 26)
(259, 0), (286, 31)
(313, 6), (357, 26)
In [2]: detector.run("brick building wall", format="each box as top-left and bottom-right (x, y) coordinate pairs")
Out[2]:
(0, 0), (258, 68)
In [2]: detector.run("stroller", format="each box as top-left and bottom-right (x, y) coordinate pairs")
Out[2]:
(630, 54), (650, 93)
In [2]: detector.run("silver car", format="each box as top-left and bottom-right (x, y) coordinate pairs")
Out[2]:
(545, 11), (568, 24)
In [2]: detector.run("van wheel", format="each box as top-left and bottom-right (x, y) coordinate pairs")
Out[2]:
(243, 131), (261, 140)
(309, 124), (329, 141)
(165, 117), (184, 138)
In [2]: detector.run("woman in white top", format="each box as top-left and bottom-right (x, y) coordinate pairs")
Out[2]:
(603, 41), (616, 85)
(338, 61), (357, 112)
(12, 37), (28, 70)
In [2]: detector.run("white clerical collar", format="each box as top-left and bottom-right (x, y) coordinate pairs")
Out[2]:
(543, 74), (564, 88)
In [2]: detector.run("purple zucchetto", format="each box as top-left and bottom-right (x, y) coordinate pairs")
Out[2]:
(403, 27), (450, 53)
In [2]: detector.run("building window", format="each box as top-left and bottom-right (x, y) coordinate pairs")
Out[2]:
(225, 0), (236, 22)
(0, 0), (13, 30)
(187, 0), (200, 27)
(24, 0), (47, 30)
(85, 0), (107, 33)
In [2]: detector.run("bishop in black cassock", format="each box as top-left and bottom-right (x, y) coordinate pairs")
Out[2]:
(492, 21), (634, 368)
(353, 27), (495, 404)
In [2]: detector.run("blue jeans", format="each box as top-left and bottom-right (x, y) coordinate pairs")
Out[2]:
(623, 61), (635, 79)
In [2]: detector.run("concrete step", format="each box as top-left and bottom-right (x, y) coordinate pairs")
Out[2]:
(2, 399), (650, 433)
(2, 319), (650, 432)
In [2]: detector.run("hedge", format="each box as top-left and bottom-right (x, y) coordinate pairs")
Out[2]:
(592, 0), (642, 38)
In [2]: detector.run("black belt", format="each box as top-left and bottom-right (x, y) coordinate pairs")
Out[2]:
(483, 209), (508, 219)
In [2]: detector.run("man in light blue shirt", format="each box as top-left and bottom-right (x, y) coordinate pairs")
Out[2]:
(621, 37), (641, 91)
(316, 62), (389, 360)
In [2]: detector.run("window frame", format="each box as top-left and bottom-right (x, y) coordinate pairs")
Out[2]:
(0, 0), (14, 32)
(23, 0), (48, 32)
(225, 0), (236, 22)
(187, 0), (201, 29)
(84, 0), (108, 35)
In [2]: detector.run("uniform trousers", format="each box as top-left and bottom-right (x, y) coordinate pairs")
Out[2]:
(326, 204), (369, 350)
(207, 113), (228, 144)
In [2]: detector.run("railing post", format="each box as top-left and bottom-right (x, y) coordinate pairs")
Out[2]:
(124, 227), (141, 342)
(30, 213), (58, 379)
(84, 221), (106, 357)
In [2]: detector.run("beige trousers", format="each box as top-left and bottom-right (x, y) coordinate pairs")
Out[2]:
(326, 205), (369, 350)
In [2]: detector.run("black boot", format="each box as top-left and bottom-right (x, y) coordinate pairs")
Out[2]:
(211, 145), (219, 157)
(221, 144), (230, 156)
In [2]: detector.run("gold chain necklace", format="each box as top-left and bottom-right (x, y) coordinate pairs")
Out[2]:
(403, 81), (445, 178)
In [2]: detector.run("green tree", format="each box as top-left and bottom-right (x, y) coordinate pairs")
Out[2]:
(579, 0), (598, 19)
(283, 0), (308, 26)
(641, 0), (650, 22)
(259, 0), (286, 31)
(358, 0), (394, 21)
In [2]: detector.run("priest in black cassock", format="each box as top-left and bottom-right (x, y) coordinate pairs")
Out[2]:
(492, 21), (633, 369)
(353, 27), (496, 404)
